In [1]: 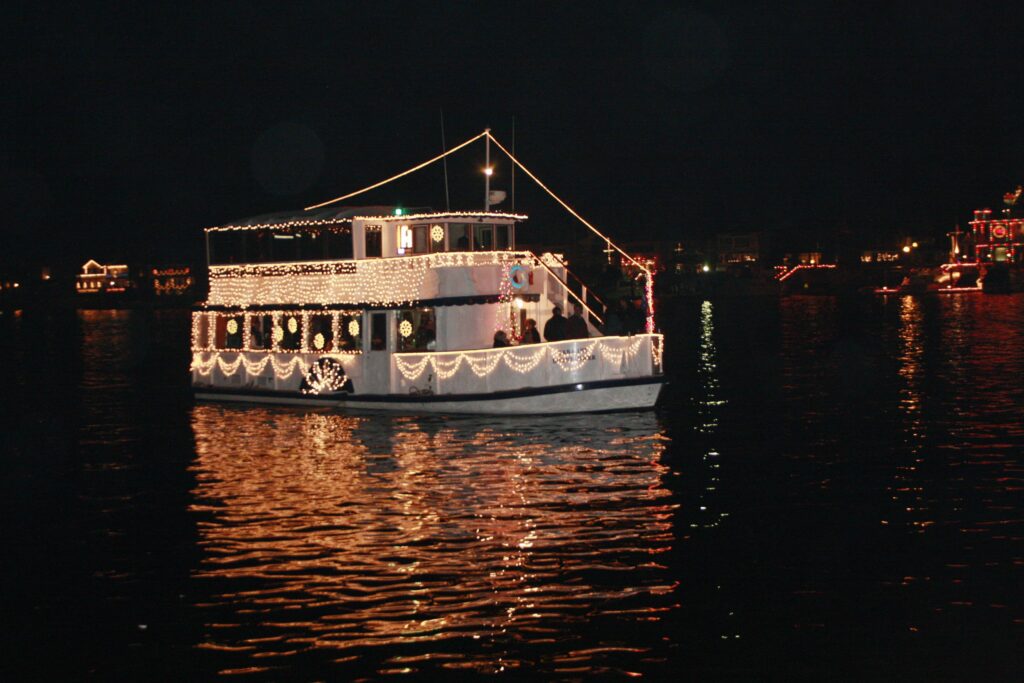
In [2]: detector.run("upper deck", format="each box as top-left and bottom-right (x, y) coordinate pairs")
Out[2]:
(204, 208), (529, 308)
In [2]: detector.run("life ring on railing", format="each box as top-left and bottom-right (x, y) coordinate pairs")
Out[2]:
(300, 357), (353, 395)
(509, 264), (527, 289)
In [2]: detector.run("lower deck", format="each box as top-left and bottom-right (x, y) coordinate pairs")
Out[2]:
(191, 334), (665, 414)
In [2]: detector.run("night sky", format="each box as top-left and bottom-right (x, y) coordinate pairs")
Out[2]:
(4, 1), (1023, 270)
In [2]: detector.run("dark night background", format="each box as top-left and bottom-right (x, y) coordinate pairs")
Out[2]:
(3, 1), (1023, 272)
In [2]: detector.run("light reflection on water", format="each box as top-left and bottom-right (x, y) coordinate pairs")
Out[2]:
(7, 298), (1024, 679)
(188, 407), (675, 676)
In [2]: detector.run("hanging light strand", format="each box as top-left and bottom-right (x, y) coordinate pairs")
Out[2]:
(304, 131), (489, 211)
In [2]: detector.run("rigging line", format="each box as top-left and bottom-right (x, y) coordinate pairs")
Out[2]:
(484, 132), (649, 274)
(440, 109), (450, 212)
(304, 130), (488, 211)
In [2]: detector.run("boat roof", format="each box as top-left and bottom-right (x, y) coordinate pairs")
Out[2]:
(208, 207), (526, 232)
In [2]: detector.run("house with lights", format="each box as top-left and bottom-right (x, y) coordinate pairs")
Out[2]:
(76, 259), (132, 295)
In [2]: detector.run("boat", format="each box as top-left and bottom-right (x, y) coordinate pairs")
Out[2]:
(190, 130), (665, 414)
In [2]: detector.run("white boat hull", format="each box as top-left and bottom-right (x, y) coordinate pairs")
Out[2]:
(195, 377), (664, 415)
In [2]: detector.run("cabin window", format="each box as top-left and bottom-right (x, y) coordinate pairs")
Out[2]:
(280, 314), (302, 351)
(450, 224), (472, 251)
(474, 224), (493, 251)
(223, 315), (244, 349)
(336, 312), (363, 352)
(193, 312), (210, 349)
(397, 308), (436, 353)
(370, 313), (387, 350)
(494, 224), (511, 250)
(412, 224), (430, 254)
(365, 225), (382, 258)
(209, 231), (246, 264)
(309, 314), (333, 352)
(249, 314), (273, 350)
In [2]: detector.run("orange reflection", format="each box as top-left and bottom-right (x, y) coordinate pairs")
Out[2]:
(189, 407), (674, 675)
(892, 296), (931, 532)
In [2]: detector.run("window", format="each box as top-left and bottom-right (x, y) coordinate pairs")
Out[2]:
(397, 308), (436, 353)
(209, 231), (246, 264)
(494, 224), (511, 250)
(336, 312), (363, 352)
(250, 314), (272, 350)
(280, 314), (302, 351)
(309, 314), (334, 351)
(370, 313), (387, 350)
(365, 225), (382, 258)
(413, 224), (430, 254)
(194, 313), (210, 349)
(474, 224), (493, 251)
(450, 224), (472, 251)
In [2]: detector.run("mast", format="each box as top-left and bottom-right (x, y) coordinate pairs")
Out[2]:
(484, 127), (491, 212)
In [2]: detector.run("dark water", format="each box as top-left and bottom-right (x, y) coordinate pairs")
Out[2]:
(2, 296), (1024, 680)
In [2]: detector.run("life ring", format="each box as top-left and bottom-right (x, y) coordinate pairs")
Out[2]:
(509, 264), (527, 289)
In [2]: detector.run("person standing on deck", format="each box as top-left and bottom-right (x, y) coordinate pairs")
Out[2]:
(564, 303), (589, 339)
(543, 306), (567, 342)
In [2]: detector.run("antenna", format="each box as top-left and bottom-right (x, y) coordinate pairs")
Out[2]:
(440, 109), (450, 211)
(484, 127), (491, 211)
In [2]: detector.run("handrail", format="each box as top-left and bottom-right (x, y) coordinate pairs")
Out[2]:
(530, 253), (604, 325)
(540, 252), (608, 311)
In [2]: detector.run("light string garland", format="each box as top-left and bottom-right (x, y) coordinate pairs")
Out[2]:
(392, 334), (662, 382)
(191, 351), (361, 381)
(206, 251), (529, 308)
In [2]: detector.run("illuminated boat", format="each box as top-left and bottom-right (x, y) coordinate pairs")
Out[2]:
(190, 131), (664, 414)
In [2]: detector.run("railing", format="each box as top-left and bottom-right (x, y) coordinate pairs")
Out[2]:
(531, 253), (607, 330)
(391, 334), (663, 396)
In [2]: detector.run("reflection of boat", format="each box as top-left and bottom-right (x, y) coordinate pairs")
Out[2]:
(188, 405), (673, 675)
(190, 131), (664, 413)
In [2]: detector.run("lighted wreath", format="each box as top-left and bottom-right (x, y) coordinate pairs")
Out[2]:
(348, 319), (360, 337)
(431, 225), (444, 242)
(399, 320), (413, 338)
(300, 357), (351, 395)
(313, 332), (325, 350)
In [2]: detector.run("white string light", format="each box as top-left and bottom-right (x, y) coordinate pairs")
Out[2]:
(206, 251), (528, 308)
(392, 335), (663, 382)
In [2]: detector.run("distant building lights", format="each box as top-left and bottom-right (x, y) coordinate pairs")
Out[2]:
(902, 245), (912, 253)
(702, 264), (710, 273)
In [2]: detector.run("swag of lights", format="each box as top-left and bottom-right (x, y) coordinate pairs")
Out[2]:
(393, 335), (660, 382)
(206, 251), (528, 308)
(303, 130), (656, 333)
